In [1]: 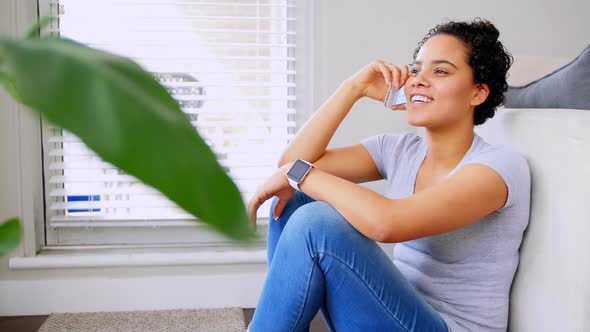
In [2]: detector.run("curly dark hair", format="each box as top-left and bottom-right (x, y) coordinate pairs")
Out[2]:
(413, 18), (513, 125)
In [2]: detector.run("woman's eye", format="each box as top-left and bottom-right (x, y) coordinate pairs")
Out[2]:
(435, 69), (448, 75)
(410, 68), (420, 74)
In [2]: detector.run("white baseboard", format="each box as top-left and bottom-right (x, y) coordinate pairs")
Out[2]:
(0, 272), (266, 316)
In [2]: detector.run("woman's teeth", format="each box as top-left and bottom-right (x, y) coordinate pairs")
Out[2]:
(411, 95), (433, 103)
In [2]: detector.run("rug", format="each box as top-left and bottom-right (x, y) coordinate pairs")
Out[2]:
(38, 307), (246, 332)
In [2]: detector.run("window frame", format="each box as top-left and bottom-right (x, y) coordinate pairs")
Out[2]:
(0, 0), (46, 259)
(9, 0), (316, 257)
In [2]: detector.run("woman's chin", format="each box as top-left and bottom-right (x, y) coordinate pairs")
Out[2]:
(406, 111), (429, 127)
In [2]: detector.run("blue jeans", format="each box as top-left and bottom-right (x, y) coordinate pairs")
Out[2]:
(248, 191), (449, 332)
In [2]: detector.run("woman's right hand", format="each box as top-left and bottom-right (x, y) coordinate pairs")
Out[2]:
(346, 60), (410, 110)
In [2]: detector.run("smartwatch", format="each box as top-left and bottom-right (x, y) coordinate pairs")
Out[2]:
(286, 159), (315, 191)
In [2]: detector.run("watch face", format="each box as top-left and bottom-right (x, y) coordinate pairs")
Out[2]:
(287, 160), (311, 181)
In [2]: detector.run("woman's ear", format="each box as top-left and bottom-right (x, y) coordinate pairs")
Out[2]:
(471, 84), (490, 107)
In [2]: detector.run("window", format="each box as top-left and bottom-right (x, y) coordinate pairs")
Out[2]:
(41, 0), (301, 248)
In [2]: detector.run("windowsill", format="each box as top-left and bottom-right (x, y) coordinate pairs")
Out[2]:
(8, 246), (267, 270)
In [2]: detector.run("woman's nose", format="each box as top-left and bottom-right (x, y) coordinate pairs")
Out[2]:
(410, 72), (429, 87)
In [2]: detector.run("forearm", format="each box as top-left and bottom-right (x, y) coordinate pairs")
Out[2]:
(298, 167), (393, 242)
(278, 80), (363, 166)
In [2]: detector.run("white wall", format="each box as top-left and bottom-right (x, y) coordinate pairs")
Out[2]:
(316, 0), (589, 150)
(1, 0), (588, 315)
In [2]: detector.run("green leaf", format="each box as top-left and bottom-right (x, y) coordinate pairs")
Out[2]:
(0, 37), (257, 241)
(23, 17), (53, 39)
(0, 218), (21, 256)
(0, 69), (24, 102)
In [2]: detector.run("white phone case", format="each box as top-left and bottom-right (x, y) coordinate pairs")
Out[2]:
(384, 85), (406, 108)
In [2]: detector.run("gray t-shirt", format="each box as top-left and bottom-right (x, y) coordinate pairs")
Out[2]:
(361, 132), (531, 332)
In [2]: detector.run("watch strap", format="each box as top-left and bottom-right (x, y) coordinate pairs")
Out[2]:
(287, 177), (300, 191)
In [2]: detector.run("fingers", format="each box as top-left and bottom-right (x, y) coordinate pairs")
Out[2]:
(399, 63), (409, 87)
(272, 196), (289, 220)
(247, 167), (296, 225)
(247, 198), (259, 228)
(384, 62), (409, 90)
(375, 61), (393, 87)
(247, 188), (280, 225)
(247, 180), (275, 226)
(248, 189), (271, 227)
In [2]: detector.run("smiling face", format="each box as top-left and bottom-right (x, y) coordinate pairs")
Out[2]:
(405, 34), (488, 130)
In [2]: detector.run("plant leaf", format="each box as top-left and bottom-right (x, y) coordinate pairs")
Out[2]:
(0, 69), (25, 102)
(23, 17), (53, 39)
(0, 37), (257, 241)
(0, 218), (21, 256)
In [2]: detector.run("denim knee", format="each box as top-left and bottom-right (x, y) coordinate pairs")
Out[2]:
(267, 191), (316, 264)
(289, 201), (343, 228)
(279, 201), (353, 252)
(269, 191), (313, 221)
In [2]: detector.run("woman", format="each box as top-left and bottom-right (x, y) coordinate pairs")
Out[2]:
(247, 19), (531, 332)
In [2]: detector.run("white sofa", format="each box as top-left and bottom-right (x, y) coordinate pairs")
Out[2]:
(476, 108), (590, 332)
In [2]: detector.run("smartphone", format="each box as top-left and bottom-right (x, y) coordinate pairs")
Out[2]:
(384, 85), (406, 108)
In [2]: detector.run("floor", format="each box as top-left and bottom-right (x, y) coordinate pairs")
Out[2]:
(243, 308), (329, 332)
(0, 309), (329, 332)
(0, 315), (47, 332)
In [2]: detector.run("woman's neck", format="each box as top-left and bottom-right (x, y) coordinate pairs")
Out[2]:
(422, 126), (475, 172)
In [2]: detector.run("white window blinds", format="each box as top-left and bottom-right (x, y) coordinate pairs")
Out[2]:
(43, 0), (296, 245)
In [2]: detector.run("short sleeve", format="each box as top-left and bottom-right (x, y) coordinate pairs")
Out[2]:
(465, 147), (531, 209)
(360, 133), (404, 180)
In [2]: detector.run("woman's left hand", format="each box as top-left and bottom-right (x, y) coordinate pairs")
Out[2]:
(247, 162), (296, 227)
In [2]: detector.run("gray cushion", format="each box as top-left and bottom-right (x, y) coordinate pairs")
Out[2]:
(504, 45), (590, 109)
